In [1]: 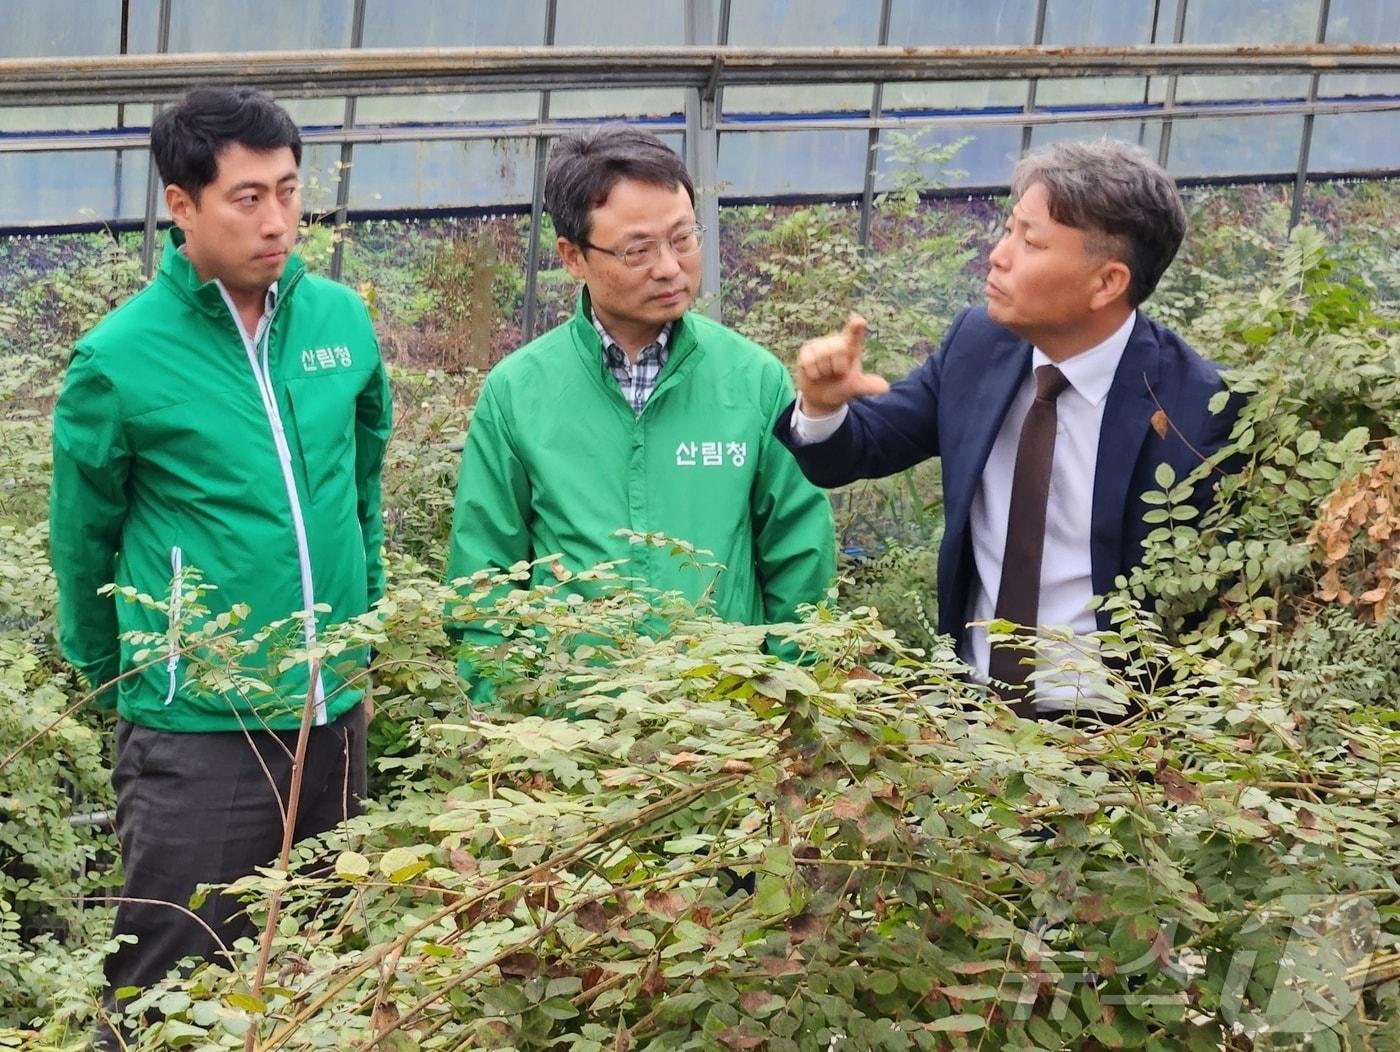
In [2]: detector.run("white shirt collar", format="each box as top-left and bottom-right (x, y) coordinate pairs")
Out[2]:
(1030, 309), (1137, 409)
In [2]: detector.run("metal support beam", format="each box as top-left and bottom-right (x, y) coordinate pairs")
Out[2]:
(138, 0), (172, 279)
(6, 44), (1398, 108)
(685, 0), (722, 319)
(858, 0), (893, 248)
(1139, 0), (1165, 149)
(1157, 0), (1190, 169)
(1290, 0), (1332, 229)
(520, 0), (557, 346)
(8, 95), (1394, 157)
(1020, 0), (1049, 157)
(114, 0), (131, 226)
(328, 0), (367, 283)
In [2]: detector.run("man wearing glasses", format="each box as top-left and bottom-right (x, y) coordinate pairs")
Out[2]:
(446, 126), (833, 699)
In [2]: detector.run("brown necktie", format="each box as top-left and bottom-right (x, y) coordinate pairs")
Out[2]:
(989, 363), (1070, 717)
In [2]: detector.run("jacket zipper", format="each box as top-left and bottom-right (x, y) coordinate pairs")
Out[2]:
(163, 545), (183, 705)
(219, 282), (328, 726)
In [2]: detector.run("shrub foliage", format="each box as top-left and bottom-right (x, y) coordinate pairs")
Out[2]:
(2, 184), (1399, 1049)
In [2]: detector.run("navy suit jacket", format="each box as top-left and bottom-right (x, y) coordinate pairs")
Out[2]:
(775, 307), (1239, 652)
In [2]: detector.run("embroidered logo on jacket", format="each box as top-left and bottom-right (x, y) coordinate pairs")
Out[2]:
(675, 441), (747, 467)
(300, 346), (352, 372)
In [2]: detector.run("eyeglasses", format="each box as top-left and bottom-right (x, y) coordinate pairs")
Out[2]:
(580, 224), (705, 271)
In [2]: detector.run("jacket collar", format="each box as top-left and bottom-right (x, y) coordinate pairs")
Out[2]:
(159, 227), (305, 318)
(570, 289), (698, 379)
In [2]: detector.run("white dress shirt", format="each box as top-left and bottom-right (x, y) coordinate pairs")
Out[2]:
(792, 311), (1138, 711)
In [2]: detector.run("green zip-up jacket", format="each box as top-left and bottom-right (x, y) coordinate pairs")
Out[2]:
(445, 294), (835, 678)
(50, 231), (392, 733)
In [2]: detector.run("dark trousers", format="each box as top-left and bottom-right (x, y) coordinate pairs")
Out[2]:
(99, 704), (366, 1040)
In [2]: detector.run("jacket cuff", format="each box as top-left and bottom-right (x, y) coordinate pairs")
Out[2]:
(75, 653), (122, 711)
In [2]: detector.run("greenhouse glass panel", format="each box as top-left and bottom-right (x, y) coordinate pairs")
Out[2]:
(356, 93), (542, 125)
(882, 80), (1029, 114)
(160, 0), (355, 53)
(361, 0), (546, 46)
(1321, 73), (1400, 96)
(344, 138), (538, 212)
(297, 143), (357, 214)
(1030, 120), (1163, 156)
(0, 150), (148, 228)
(724, 0), (880, 113)
(1172, 0), (1315, 102)
(870, 125), (1025, 191)
(1322, 0), (1400, 97)
(554, 0), (685, 44)
(1310, 111), (1400, 172)
(0, 105), (125, 133)
(719, 129), (869, 198)
(1036, 77), (1154, 108)
(1, 0), (123, 57)
(887, 0), (1038, 45)
(1328, 0), (1400, 42)
(549, 90), (687, 121)
(883, 0), (1035, 111)
(278, 97), (351, 128)
(1042, 0), (1158, 45)
(1166, 114), (1305, 177)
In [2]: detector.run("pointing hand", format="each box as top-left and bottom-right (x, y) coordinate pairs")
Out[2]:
(795, 314), (891, 416)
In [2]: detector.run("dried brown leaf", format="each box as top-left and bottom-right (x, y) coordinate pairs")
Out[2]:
(497, 951), (538, 979)
(1157, 767), (1201, 806)
(643, 889), (686, 921)
(762, 954), (804, 976)
(575, 900), (608, 933)
(1150, 408), (1169, 440)
(830, 792), (869, 821)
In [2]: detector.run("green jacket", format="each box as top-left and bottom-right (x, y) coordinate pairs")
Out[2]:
(446, 294), (835, 678)
(50, 231), (392, 733)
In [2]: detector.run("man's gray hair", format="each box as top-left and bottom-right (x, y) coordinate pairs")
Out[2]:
(1011, 138), (1186, 307)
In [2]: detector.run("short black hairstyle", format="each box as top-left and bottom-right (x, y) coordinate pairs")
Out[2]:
(544, 125), (695, 246)
(151, 87), (302, 202)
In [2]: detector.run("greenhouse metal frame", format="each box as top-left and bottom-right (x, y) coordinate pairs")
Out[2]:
(2, 0), (1398, 339)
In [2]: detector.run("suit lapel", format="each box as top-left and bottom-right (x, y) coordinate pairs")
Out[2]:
(962, 339), (1031, 493)
(1091, 314), (1161, 595)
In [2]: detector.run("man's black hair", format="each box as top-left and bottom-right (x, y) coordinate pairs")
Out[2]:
(544, 125), (695, 246)
(150, 87), (302, 202)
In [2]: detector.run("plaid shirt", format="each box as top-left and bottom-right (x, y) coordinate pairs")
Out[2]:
(593, 313), (671, 417)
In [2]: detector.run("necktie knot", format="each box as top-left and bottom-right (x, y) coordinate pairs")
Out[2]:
(1034, 364), (1069, 403)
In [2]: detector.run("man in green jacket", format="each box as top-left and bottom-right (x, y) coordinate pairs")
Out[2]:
(446, 127), (834, 695)
(49, 88), (391, 1039)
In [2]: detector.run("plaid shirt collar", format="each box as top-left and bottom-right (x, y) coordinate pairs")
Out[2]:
(592, 311), (672, 416)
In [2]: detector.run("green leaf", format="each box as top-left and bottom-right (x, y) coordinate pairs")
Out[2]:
(867, 970), (899, 995)
(1153, 462), (1176, 488)
(380, 846), (424, 880)
(925, 1014), (985, 1033)
(225, 991), (267, 1014)
(335, 851), (371, 881)
(753, 874), (791, 918)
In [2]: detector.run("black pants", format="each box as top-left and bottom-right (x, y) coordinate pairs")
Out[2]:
(98, 704), (366, 1042)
